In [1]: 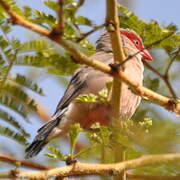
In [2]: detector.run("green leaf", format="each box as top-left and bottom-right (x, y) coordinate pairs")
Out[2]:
(22, 6), (33, 18)
(2, 84), (37, 112)
(16, 53), (78, 75)
(46, 146), (66, 160)
(0, 95), (27, 118)
(144, 77), (160, 91)
(19, 40), (48, 52)
(133, 109), (149, 122)
(118, 5), (180, 49)
(75, 16), (93, 26)
(76, 93), (97, 103)
(99, 125), (110, 145)
(0, 110), (30, 137)
(69, 123), (82, 153)
(0, 125), (27, 145)
(44, 0), (59, 11)
(33, 10), (56, 27)
(138, 117), (153, 133)
(12, 74), (44, 95)
(76, 89), (108, 104)
(87, 123), (110, 145)
(0, 36), (9, 49)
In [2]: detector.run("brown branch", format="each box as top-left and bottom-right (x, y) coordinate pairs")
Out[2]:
(0, 154), (180, 179)
(106, 0), (125, 117)
(143, 61), (164, 79)
(144, 54), (178, 99)
(0, 154), (51, 170)
(106, 1), (126, 179)
(1, 153), (180, 179)
(164, 48), (180, 76)
(53, 0), (64, 35)
(164, 47), (180, 98)
(163, 78), (177, 99)
(0, 0), (179, 116)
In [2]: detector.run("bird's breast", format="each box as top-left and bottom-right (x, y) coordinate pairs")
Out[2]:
(67, 102), (113, 129)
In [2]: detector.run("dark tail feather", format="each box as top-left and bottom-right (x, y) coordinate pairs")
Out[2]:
(25, 140), (47, 159)
(25, 107), (68, 159)
(25, 118), (60, 159)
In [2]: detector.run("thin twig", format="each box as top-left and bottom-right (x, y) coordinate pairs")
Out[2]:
(163, 78), (177, 98)
(53, 0), (64, 35)
(164, 48), (179, 99)
(76, 23), (106, 42)
(0, 154), (51, 170)
(0, 51), (17, 87)
(143, 61), (163, 78)
(165, 47), (180, 75)
(144, 47), (180, 99)
(0, 28), (19, 87)
(144, 61), (177, 98)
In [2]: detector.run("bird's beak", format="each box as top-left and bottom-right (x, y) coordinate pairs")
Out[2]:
(141, 49), (153, 61)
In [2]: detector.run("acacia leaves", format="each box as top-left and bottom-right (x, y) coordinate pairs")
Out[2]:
(0, 19), (42, 145)
(119, 5), (179, 48)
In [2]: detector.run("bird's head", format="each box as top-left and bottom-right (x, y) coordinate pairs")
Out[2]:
(120, 29), (153, 61)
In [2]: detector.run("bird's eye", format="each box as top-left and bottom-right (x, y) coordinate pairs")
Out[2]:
(133, 40), (139, 45)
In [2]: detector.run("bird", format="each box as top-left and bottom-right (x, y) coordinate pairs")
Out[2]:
(25, 28), (153, 159)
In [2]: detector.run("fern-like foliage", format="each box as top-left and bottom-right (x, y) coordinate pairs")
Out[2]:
(0, 18), (43, 145)
(119, 5), (180, 61)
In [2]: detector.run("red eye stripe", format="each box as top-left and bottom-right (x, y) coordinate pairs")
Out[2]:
(120, 30), (153, 61)
(120, 31), (144, 50)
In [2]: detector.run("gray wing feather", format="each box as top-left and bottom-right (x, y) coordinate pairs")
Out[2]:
(25, 69), (87, 159)
(53, 69), (87, 115)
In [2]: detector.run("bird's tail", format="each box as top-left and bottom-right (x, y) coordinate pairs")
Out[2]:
(25, 107), (69, 159)
(25, 118), (61, 159)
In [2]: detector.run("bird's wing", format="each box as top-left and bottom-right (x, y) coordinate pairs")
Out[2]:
(53, 50), (114, 116)
(25, 68), (88, 159)
(53, 67), (88, 116)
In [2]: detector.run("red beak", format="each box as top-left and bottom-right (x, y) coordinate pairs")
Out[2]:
(140, 49), (153, 61)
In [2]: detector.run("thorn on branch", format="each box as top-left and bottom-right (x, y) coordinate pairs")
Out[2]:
(167, 99), (177, 111)
(108, 169), (119, 176)
(49, 28), (62, 40)
(109, 63), (120, 76)
(10, 169), (19, 178)
(7, 15), (19, 25)
(70, 56), (80, 64)
(65, 158), (77, 166)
